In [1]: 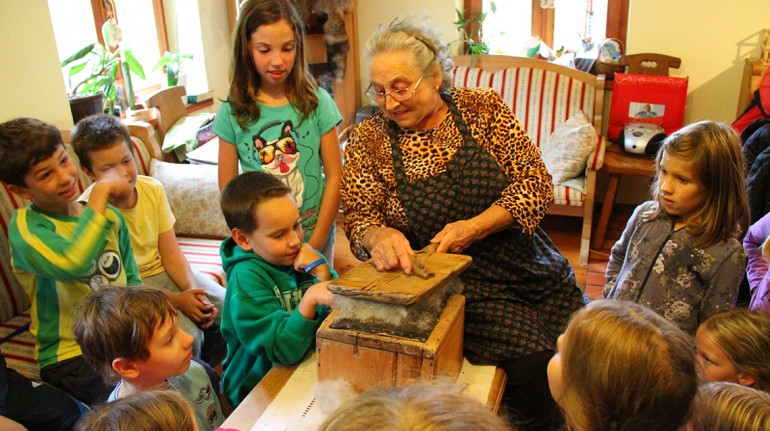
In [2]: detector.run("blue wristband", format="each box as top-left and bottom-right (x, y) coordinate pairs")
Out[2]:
(303, 257), (327, 273)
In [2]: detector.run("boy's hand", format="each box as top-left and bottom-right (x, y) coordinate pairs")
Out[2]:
(195, 292), (218, 329)
(95, 170), (132, 201)
(293, 243), (332, 280)
(297, 280), (335, 320)
(170, 288), (216, 327)
(293, 243), (322, 271)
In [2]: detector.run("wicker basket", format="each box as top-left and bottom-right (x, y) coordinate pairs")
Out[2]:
(596, 38), (625, 79)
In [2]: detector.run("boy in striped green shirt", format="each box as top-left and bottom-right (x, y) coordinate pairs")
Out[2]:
(0, 118), (141, 405)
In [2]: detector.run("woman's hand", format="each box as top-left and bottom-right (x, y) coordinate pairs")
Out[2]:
(364, 227), (414, 273)
(430, 206), (514, 253)
(430, 219), (480, 253)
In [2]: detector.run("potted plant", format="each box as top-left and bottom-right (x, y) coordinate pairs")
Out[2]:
(61, 17), (145, 121)
(153, 51), (194, 87)
(453, 2), (498, 66)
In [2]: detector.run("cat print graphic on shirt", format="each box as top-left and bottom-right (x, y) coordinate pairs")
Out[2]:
(253, 120), (304, 207)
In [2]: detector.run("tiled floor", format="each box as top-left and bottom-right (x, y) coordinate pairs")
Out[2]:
(332, 204), (636, 300)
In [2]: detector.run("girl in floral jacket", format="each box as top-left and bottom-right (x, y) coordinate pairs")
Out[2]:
(604, 121), (750, 334)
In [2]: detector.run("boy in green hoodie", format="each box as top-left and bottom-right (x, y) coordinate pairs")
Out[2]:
(219, 171), (336, 406)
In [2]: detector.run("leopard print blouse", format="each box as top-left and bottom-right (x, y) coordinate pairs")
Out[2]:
(341, 87), (554, 261)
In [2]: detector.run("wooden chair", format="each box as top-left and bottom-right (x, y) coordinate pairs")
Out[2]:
(618, 53), (681, 76)
(146, 85), (188, 143)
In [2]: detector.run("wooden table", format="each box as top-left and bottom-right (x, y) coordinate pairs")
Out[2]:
(592, 144), (656, 250)
(221, 355), (508, 430)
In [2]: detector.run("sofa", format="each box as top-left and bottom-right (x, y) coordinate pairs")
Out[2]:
(451, 54), (607, 265)
(0, 122), (228, 381)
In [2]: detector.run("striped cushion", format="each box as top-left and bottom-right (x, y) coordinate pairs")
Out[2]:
(132, 136), (153, 176)
(451, 65), (606, 207)
(178, 236), (227, 288)
(0, 313), (38, 380)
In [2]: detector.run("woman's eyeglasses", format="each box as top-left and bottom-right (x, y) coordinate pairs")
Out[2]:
(365, 76), (423, 105)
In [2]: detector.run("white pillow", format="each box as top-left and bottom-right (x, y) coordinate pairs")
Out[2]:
(150, 159), (230, 238)
(541, 112), (598, 185)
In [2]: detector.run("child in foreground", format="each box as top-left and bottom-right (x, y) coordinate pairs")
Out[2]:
(72, 114), (225, 362)
(72, 286), (224, 431)
(547, 300), (697, 431)
(318, 382), (514, 431)
(214, 0), (343, 263)
(219, 171), (336, 406)
(604, 120), (750, 334)
(74, 389), (198, 431)
(0, 117), (141, 404)
(695, 309), (770, 390)
(688, 381), (770, 431)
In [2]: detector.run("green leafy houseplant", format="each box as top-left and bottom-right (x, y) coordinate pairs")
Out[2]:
(61, 18), (145, 114)
(454, 2), (497, 66)
(153, 51), (194, 87)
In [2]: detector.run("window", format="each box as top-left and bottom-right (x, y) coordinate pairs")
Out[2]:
(465, 0), (628, 57)
(49, 0), (168, 100)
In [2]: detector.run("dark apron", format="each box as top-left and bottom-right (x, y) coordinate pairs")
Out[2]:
(387, 93), (584, 364)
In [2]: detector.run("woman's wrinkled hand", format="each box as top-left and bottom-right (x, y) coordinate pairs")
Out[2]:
(430, 219), (480, 253)
(365, 227), (415, 273)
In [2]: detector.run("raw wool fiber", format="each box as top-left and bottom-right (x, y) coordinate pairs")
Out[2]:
(330, 278), (464, 340)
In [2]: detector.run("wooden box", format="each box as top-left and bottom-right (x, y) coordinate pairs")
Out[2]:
(316, 294), (465, 392)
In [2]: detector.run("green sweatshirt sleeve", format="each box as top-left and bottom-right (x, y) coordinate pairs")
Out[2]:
(228, 265), (323, 367)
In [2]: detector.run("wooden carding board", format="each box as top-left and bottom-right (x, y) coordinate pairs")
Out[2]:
(328, 249), (472, 305)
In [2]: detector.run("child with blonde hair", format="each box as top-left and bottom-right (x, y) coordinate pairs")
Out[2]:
(215, 0), (342, 263)
(604, 120), (750, 334)
(695, 309), (770, 390)
(74, 390), (197, 431)
(547, 300), (697, 431)
(743, 211), (770, 313)
(318, 382), (514, 431)
(688, 382), (770, 431)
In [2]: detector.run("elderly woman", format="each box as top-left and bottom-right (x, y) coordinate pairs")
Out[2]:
(340, 17), (584, 431)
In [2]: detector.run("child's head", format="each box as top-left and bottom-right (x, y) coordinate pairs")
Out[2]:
(72, 286), (194, 386)
(220, 171), (303, 266)
(74, 389), (198, 431)
(0, 118), (82, 213)
(228, 0), (317, 127)
(71, 114), (137, 185)
(695, 309), (770, 390)
(650, 120), (750, 247)
(317, 382), (514, 431)
(688, 381), (770, 431)
(548, 300), (697, 431)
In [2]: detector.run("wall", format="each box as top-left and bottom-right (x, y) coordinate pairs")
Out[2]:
(164, 0), (231, 107)
(610, 0), (770, 204)
(356, 0), (463, 98)
(4, 1), (768, 140)
(627, 0), (770, 124)
(0, 0), (74, 128)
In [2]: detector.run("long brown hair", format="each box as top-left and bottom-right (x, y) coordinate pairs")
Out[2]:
(647, 120), (750, 248)
(228, 0), (318, 129)
(559, 300), (697, 431)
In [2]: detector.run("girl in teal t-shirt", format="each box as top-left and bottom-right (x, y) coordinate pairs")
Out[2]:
(214, 0), (342, 261)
